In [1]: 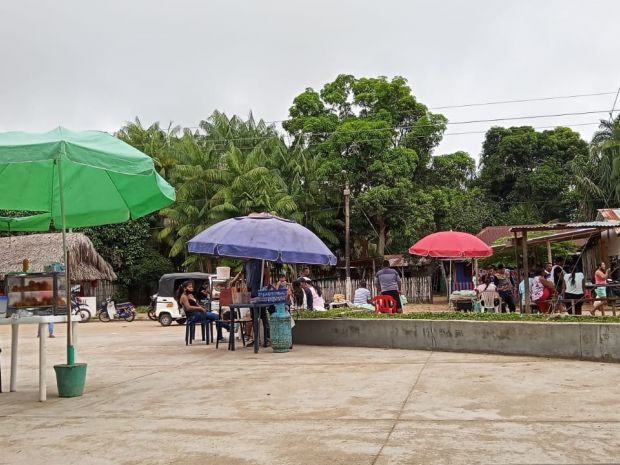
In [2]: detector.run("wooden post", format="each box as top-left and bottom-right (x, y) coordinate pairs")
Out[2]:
(514, 232), (522, 313)
(39, 323), (47, 402)
(546, 240), (552, 264)
(10, 324), (18, 392)
(522, 231), (531, 314)
(344, 180), (351, 301)
(474, 259), (479, 287)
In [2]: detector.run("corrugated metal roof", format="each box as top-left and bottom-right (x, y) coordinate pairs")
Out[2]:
(476, 226), (513, 245)
(510, 221), (620, 232)
(597, 208), (620, 221)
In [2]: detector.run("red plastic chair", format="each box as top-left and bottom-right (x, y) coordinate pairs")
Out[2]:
(372, 295), (398, 314)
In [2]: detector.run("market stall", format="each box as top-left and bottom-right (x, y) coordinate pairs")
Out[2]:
(0, 127), (175, 398)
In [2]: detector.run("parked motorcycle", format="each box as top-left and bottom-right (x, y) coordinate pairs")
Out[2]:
(98, 297), (136, 322)
(70, 288), (91, 323)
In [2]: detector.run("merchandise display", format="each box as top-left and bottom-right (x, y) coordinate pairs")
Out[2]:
(5, 272), (67, 316)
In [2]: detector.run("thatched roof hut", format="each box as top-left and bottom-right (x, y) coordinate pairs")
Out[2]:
(0, 233), (116, 281)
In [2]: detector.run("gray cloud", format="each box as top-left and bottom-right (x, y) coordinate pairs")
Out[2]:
(1, 0), (618, 160)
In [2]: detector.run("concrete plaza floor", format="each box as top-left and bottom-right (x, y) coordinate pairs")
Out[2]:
(1, 320), (620, 465)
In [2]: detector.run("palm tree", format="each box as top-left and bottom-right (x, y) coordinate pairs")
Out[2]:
(117, 118), (181, 180)
(159, 113), (298, 270)
(574, 114), (620, 218)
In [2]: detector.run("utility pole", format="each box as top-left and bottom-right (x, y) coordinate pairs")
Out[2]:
(344, 176), (351, 301)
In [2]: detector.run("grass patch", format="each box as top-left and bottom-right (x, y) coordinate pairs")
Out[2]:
(135, 306), (150, 314)
(292, 308), (620, 323)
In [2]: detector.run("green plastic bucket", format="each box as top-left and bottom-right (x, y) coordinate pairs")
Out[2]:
(54, 363), (87, 397)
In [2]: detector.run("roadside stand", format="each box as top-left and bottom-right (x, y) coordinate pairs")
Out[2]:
(409, 231), (493, 310)
(187, 212), (337, 353)
(0, 127), (175, 399)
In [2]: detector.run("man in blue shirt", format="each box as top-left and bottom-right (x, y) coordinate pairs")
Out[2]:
(375, 260), (403, 313)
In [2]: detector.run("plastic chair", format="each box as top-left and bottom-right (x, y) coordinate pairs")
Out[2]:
(372, 295), (398, 314)
(479, 291), (501, 313)
(185, 311), (208, 345)
(215, 308), (249, 349)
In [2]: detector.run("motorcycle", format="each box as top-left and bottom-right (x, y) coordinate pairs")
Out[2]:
(98, 297), (136, 322)
(69, 287), (91, 322)
(147, 294), (158, 321)
(71, 292), (92, 323)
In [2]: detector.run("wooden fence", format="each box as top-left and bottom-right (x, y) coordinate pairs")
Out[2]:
(314, 276), (433, 304)
(80, 280), (119, 305)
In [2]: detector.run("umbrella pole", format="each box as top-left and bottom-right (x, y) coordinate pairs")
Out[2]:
(57, 156), (74, 365)
(448, 260), (452, 300)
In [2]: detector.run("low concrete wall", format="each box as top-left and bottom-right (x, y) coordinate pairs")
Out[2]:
(292, 319), (620, 362)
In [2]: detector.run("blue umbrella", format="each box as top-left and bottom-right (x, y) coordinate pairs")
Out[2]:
(187, 213), (336, 265)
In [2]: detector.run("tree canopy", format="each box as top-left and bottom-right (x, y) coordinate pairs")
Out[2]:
(66, 74), (609, 302)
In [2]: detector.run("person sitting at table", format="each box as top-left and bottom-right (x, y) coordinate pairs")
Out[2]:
(564, 261), (585, 315)
(198, 282), (211, 306)
(530, 267), (555, 313)
(274, 271), (292, 306)
(301, 277), (325, 310)
(291, 279), (305, 309)
(476, 274), (496, 296)
(485, 266), (497, 285)
(177, 281), (228, 342)
(353, 281), (374, 311)
(518, 273), (535, 306)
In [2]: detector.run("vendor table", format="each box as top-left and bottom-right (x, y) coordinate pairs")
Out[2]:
(449, 292), (476, 311)
(0, 315), (80, 401)
(227, 303), (273, 354)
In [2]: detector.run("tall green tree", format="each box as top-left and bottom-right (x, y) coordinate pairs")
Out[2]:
(477, 126), (589, 223)
(284, 74), (447, 256)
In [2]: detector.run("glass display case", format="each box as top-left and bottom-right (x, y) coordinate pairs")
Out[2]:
(5, 272), (67, 316)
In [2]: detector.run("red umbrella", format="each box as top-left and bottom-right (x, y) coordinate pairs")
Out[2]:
(409, 231), (492, 258)
(409, 231), (492, 300)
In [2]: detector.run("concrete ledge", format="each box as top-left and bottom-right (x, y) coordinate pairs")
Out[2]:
(292, 319), (620, 362)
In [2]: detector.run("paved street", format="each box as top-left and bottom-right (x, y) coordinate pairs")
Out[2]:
(1, 320), (620, 464)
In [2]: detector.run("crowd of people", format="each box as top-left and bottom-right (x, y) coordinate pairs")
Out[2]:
(476, 259), (616, 315)
(173, 261), (330, 348)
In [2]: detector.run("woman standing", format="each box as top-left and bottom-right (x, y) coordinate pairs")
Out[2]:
(563, 262), (585, 315)
(591, 262), (609, 316)
(530, 267), (555, 313)
(494, 264), (516, 312)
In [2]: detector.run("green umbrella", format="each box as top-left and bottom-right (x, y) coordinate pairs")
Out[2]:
(0, 127), (175, 365)
(0, 213), (51, 232)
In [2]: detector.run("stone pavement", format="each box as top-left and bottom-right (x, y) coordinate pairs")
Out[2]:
(1, 320), (620, 465)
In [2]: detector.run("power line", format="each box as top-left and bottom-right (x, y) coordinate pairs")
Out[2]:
(173, 90), (617, 129)
(291, 109), (609, 138)
(428, 91), (618, 110)
(154, 119), (603, 149)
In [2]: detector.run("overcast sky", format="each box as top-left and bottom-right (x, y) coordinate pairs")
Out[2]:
(1, 0), (618, 160)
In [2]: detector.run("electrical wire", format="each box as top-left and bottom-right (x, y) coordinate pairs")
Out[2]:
(428, 91), (618, 110)
(139, 120), (603, 151)
(174, 90), (618, 128)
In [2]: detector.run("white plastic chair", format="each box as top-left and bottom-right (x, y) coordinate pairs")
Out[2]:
(479, 291), (501, 313)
